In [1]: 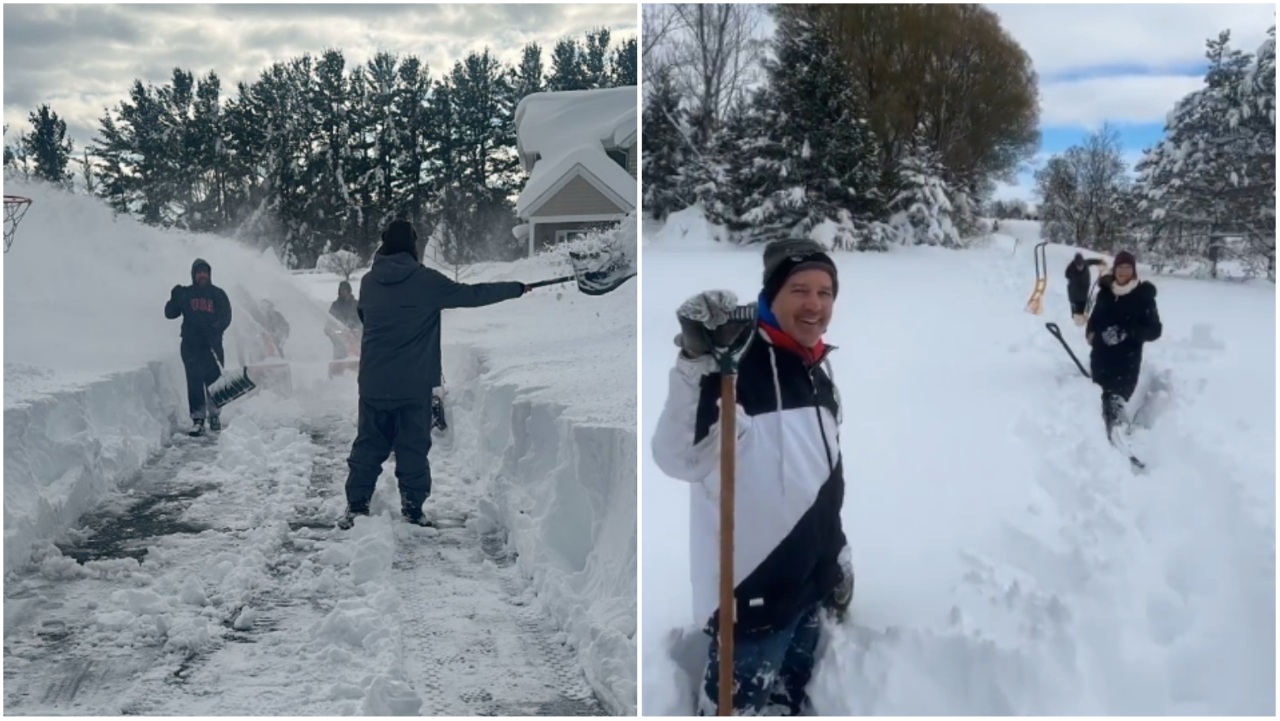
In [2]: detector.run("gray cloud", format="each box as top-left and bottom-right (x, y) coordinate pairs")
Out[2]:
(3, 3), (636, 149)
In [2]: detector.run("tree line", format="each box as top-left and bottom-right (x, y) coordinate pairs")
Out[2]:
(3, 29), (637, 268)
(642, 3), (1040, 250)
(1032, 27), (1275, 279)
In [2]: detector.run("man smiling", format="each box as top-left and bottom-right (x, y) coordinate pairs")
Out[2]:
(652, 238), (853, 716)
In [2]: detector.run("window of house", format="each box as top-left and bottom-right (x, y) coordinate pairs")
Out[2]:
(606, 149), (627, 169)
(556, 229), (589, 244)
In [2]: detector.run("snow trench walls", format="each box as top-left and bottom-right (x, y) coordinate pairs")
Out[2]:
(4, 360), (187, 576)
(443, 345), (638, 716)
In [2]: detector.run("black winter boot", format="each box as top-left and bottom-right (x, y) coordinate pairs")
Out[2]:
(338, 502), (370, 530)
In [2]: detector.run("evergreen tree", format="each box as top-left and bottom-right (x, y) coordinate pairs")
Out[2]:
(23, 104), (75, 187)
(888, 125), (960, 247)
(641, 69), (688, 222)
(743, 5), (881, 246)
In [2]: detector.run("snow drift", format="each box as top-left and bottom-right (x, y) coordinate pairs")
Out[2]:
(3, 180), (341, 577)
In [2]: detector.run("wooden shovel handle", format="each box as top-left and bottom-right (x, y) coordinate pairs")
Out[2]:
(718, 372), (736, 715)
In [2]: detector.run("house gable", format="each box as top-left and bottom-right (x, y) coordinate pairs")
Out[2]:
(526, 168), (631, 218)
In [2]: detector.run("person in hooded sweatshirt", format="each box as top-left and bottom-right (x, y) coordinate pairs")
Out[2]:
(164, 258), (233, 436)
(651, 237), (853, 716)
(329, 280), (361, 331)
(1086, 250), (1162, 439)
(340, 219), (529, 528)
(1064, 252), (1107, 325)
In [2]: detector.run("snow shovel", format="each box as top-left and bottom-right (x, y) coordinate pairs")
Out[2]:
(208, 351), (258, 408)
(527, 248), (636, 296)
(694, 302), (758, 716)
(1045, 322), (1090, 378)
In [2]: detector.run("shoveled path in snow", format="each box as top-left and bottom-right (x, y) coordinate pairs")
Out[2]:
(4, 386), (603, 715)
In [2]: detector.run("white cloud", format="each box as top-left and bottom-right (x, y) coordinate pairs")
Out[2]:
(989, 3), (1275, 79)
(1039, 73), (1206, 128)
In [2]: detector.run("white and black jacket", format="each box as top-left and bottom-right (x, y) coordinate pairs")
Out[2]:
(651, 326), (847, 636)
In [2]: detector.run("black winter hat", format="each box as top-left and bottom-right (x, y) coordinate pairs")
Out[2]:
(1114, 250), (1137, 270)
(191, 258), (211, 281)
(762, 238), (839, 304)
(379, 219), (418, 260)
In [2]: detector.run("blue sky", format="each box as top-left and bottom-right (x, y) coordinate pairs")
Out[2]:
(986, 4), (1275, 204)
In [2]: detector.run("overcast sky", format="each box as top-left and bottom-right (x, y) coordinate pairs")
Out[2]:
(3, 3), (637, 153)
(985, 3), (1275, 203)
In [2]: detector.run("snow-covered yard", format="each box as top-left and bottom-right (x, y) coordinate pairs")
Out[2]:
(3, 181), (637, 715)
(641, 208), (1274, 715)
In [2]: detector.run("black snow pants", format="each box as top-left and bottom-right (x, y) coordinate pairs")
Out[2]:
(1090, 347), (1141, 435)
(180, 337), (224, 421)
(345, 398), (433, 513)
(1069, 297), (1088, 316)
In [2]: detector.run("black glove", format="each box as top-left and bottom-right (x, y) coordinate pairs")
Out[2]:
(673, 290), (752, 359)
(825, 555), (854, 623)
(171, 284), (184, 299)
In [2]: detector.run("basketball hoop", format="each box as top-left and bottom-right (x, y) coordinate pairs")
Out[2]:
(4, 195), (32, 253)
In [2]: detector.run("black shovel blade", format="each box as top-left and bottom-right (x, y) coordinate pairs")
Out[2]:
(210, 368), (257, 408)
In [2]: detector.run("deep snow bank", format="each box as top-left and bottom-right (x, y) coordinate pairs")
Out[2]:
(2, 181), (343, 575)
(422, 222), (638, 714)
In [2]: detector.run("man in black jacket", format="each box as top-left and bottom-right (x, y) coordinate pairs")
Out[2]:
(1087, 251), (1162, 438)
(1065, 252), (1107, 325)
(652, 238), (853, 716)
(164, 258), (233, 436)
(340, 220), (529, 529)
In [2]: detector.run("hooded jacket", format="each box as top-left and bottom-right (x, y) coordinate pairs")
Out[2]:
(164, 259), (232, 344)
(1065, 256), (1105, 303)
(1087, 274), (1162, 391)
(356, 251), (523, 402)
(651, 318), (847, 637)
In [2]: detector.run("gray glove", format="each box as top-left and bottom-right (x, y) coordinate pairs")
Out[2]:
(673, 290), (750, 359)
(1101, 325), (1127, 346)
(826, 551), (854, 622)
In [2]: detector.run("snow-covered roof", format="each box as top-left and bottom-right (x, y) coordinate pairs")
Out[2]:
(515, 146), (637, 218)
(513, 86), (638, 219)
(515, 86), (637, 171)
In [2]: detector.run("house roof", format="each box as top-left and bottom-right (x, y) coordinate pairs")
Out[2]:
(513, 86), (638, 220)
(514, 86), (637, 171)
(514, 146), (637, 218)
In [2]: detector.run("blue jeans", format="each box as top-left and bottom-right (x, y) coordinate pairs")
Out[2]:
(698, 602), (823, 716)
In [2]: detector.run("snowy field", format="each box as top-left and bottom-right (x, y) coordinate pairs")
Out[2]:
(3, 181), (637, 715)
(641, 209), (1275, 715)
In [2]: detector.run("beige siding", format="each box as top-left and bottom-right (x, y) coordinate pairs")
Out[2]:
(626, 145), (637, 178)
(532, 174), (626, 217)
(532, 220), (621, 252)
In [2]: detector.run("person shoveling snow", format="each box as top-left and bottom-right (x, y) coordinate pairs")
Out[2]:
(340, 219), (532, 529)
(164, 258), (233, 436)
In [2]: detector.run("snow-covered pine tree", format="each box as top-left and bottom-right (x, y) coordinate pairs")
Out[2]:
(742, 5), (881, 247)
(641, 69), (688, 222)
(887, 124), (960, 248)
(1134, 29), (1273, 277)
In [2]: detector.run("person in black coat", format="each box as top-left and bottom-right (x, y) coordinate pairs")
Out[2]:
(164, 258), (233, 435)
(1086, 251), (1162, 438)
(340, 219), (529, 528)
(1065, 252), (1107, 325)
(329, 281), (361, 331)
